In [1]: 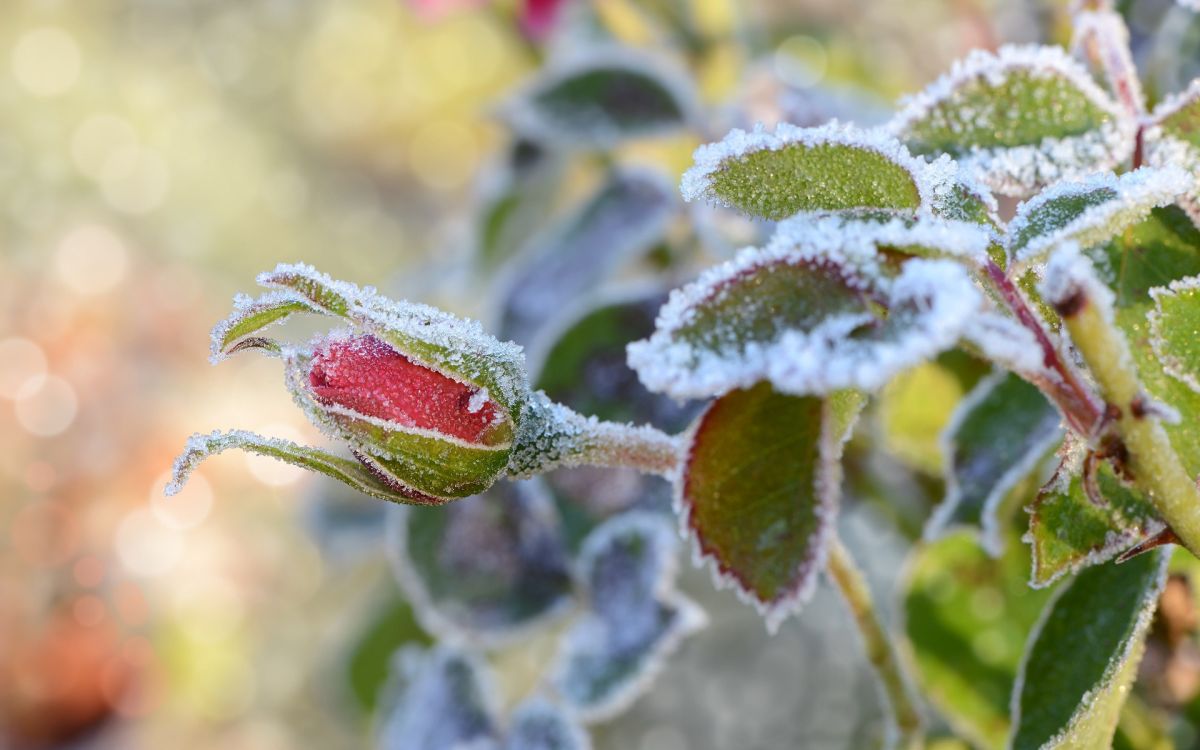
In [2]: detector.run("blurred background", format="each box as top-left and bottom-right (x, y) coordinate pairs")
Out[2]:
(3, 0), (1200, 748)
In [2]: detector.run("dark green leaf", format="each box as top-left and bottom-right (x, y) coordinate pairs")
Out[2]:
(928, 372), (1062, 554)
(1010, 551), (1167, 749)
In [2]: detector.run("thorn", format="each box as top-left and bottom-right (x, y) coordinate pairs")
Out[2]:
(1117, 527), (1181, 563)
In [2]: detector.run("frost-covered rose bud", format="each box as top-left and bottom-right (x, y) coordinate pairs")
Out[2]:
(167, 263), (680, 507)
(297, 333), (515, 502)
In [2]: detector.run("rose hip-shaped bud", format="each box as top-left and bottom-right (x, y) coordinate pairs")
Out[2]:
(167, 263), (681, 507)
(296, 334), (514, 502)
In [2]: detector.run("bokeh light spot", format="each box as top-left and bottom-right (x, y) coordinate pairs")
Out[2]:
(55, 224), (131, 295)
(0, 337), (47, 399)
(15, 375), (78, 437)
(116, 509), (185, 578)
(774, 34), (827, 89)
(12, 27), (81, 97)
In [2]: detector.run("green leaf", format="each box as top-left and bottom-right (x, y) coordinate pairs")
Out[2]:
(209, 290), (325, 361)
(345, 593), (431, 714)
(1148, 275), (1200, 392)
(386, 480), (573, 646)
(904, 531), (1055, 749)
(890, 45), (1134, 196)
(1010, 551), (1168, 750)
(628, 220), (983, 399)
(552, 512), (705, 722)
(166, 429), (446, 505)
(497, 170), (674, 347)
(1027, 457), (1164, 588)
(474, 140), (567, 272)
(258, 263), (531, 418)
(680, 122), (933, 220)
(503, 50), (693, 148)
(928, 372), (1062, 554)
(1146, 80), (1200, 201)
(1088, 205), (1200, 474)
(1006, 167), (1194, 268)
(680, 382), (864, 631)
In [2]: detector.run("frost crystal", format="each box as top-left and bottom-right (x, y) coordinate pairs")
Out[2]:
(551, 513), (706, 723)
(1039, 241), (1116, 321)
(1148, 276), (1200, 394)
(889, 44), (1136, 197)
(628, 221), (984, 400)
(1007, 167), (1195, 268)
(1071, 10), (1146, 117)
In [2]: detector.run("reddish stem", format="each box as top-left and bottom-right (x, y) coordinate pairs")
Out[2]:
(984, 260), (1104, 435)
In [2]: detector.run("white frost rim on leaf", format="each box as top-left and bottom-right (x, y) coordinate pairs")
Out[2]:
(1149, 77), (1200, 127)
(501, 46), (697, 148)
(1007, 551), (1168, 749)
(1148, 275), (1200, 394)
(378, 644), (503, 750)
(888, 44), (1136, 197)
(962, 312), (1056, 382)
(550, 511), (707, 724)
(628, 232), (982, 399)
(1039, 241), (1117, 322)
(209, 289), (324, 364)
(259, 262), (530, 415)
(925, 371), (1064, 556)
(680, 120), (941, 213)
(676, 392), (860, 634)
(1007, 167), (1196, 269)
(383, 481), (575, 650)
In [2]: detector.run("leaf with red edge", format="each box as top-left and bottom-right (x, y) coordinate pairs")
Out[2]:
(680, 382), (865, 632)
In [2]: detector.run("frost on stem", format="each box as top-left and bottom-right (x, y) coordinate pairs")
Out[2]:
(1007, 167), (1195, 269)
(889, 44), (1136, 197)
(385, 479), (574, 647)
(680, 121), (941, 220)
(628, 217), (984, 400)
(551, 512), (705, 723)
(1070, 10), (1145, 118)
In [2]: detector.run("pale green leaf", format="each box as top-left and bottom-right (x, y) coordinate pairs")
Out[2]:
(680, 122), (932, 220)
(1148, 275), (1200, 393)
(890, 45), (1135, 196)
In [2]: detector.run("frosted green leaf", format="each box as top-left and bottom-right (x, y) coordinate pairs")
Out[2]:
(628, 219), (983, 399)
(1007, 167), (1195, 269)
(259, 263), (530, 417)
(904, 532), (1054, 749)
(890, 45), (1135, 197)
(1026, 455), (1163, 588)
(680, 122), (934, 221)
(385, 480), (573, 646)
(1009, 551), (1167, 750)
(681, 383), (864, 632)
(166, 429), (440, 505)
(1145, 79), (1200, 208)
(927, 372), (1062, 555)
(1087, 206), (1200, 474)
(503, 49), (694, 149)
(209, 290), (324, 363)
(551, 513), (705, 723)
(1149, 275), (1200, 393)
(496, 170), (674, 347)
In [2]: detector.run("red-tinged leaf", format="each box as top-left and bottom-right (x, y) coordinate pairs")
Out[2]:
(680, 383), (865, 632)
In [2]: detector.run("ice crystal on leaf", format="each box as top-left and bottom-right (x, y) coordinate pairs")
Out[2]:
(377, 646), (501, 750)
(1148, 275), (1200, 394)
(680, 121), (938, 220)
(551, 513), (705, 723)
(1007, 167), (1195, 269)
(627, 217), (984, 400)
(889, 45), (1136, 197)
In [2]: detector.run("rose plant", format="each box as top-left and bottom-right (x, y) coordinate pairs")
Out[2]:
(170, 1), (1200, 748)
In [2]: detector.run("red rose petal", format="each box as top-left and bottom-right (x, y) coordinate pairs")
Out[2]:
(309, 335), (503, 444)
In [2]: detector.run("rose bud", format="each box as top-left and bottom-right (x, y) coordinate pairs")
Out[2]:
(167, 263), (681, 506)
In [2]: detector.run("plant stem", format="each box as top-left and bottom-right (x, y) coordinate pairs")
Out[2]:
(983, 260), (1104, 434)
(1058, 286), (1200, 557)
(571, 418), (684, 477)
(826, 539), (924, 750)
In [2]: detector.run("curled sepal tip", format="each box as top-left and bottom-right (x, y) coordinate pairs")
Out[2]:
(166, 429), (447, 506)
